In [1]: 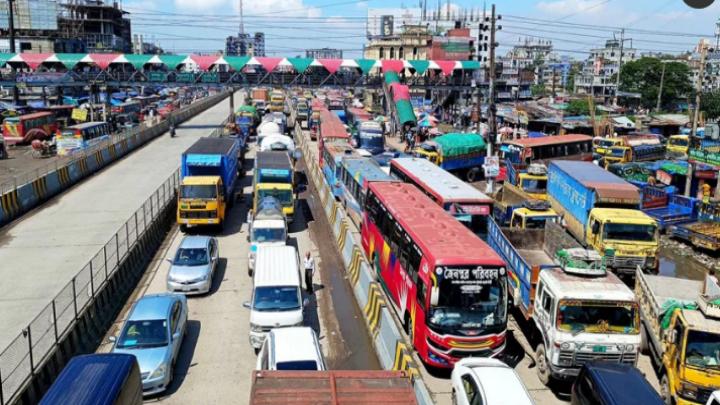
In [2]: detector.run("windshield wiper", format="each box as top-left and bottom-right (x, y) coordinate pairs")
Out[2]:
(571, 324), (587, 337)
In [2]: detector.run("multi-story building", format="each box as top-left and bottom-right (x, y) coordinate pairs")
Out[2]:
(428, 26), (475, 60)
(226, 32), (264, 57)
(495, 39), (553, 100)
(364, 24), (432, 60)
(575, 39), (638, 98)
(541, 58), (573, 95)
(56, 0), (132, 53)
(0, 0), (58, 52)
(306, 48), (343, 59)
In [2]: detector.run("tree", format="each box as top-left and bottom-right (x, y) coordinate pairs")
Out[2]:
(566, 63), (581, 94)
(531, 84), (547, 97)
(619, 57), (691, 110)
(701, 90), (720, 120)
(566, 99), (590, 116)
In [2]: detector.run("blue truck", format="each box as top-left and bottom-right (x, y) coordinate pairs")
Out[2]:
(640, 186), (698, 231)
(178, 137), (240, 230)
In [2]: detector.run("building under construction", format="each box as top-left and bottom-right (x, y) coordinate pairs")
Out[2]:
(56, 0), (131, 53)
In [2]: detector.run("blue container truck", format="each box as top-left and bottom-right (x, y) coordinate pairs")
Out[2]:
(547, 161), (659, 274)
(177, 137), (240, 231)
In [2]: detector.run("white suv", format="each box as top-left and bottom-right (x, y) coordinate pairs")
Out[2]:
(256, 327), (325, 371)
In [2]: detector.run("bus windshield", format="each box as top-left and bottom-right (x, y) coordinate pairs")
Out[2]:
(428, 266), (507, 333)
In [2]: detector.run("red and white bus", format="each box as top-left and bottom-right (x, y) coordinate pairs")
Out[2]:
(317, 106), (350, 167)
(362, 182), (507, 368)
(389, 157), (494, 238)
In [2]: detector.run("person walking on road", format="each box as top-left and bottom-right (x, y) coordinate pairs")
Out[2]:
(304, 251), (315, 294)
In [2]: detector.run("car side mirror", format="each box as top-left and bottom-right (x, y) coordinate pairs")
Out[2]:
(430, 286), (440, 307)
(303, 298), (310, 307)
(108, 336), (117, 343)
(173, 332), (181, 341)
(243, 301), (251, 309)
(166, 258), (173, 264)
(669, 330), (677, 344)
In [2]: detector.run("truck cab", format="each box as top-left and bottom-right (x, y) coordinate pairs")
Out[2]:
(585, 208), (659, 273)
(667, 135), (690, 158)
(178, 176), (226, 230)
(509, 206), (560, 230)
(506, 163), (548, 201)
(533, 264), (640, 385)
(247, 197), (288, 274)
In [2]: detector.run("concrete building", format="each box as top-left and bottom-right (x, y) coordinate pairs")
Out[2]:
(429, 26), (475, 61)
(226, 32), (264, 57)
(364, 24), (432, 60)
(541, 59), (573, 95)
(575, 39), (638, 98)
(55, 0), (132, 53)
(0, 0), (58, 52)
(495, 39), (553, 100)
(306, 48), (343, 59)
(132, 34), (163, 55)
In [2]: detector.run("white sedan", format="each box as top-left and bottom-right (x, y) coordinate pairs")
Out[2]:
(451, 358), (535, 405)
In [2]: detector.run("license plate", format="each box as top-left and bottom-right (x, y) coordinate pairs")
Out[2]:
(592, 345), (607, 353)
(182, 286), (193, 292)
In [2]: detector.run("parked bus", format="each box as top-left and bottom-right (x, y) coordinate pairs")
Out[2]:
(362, 182), (508, 368)
(318, 107), (351, 166)
(56, 122), (111, 156)
(501, 134), (593, 166)
(337, 157), (395, 221)
(2, 111), (57, 144)
(390, 157), (494, 238)
(322, 144), (365, 199)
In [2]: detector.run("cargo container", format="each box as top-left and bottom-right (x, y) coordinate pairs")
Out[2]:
(413, 133), (486, 182)
(547, 161), (659, 274)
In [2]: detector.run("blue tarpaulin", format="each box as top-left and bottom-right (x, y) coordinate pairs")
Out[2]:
(186, 154), (222, 166)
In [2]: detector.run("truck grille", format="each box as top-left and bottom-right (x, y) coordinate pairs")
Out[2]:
(605, 253), (645, 269)
(180, 210), (216, 219)
(560, 350), (636, 366)
(697, 387), (714, 403)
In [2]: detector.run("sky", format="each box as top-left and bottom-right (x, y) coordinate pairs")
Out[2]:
(121, 0), (720, 59)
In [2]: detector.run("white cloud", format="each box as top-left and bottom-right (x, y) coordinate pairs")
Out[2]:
(174, 0), (227, 12)
(537, 0), (608, 15)
(355, 1), (368, 9)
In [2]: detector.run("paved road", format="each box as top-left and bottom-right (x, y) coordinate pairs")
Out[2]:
(0, 93), (240, 350)
(98, 132), (378, 404)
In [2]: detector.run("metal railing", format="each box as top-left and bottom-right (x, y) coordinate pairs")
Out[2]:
(0, 91), (229, 195)
(0, 170), (180, 405)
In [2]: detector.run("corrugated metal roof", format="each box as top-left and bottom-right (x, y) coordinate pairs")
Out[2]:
(504, 134), (592, 148)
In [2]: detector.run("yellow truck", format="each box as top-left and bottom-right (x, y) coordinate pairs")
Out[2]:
(269, 90), (285, 113)
(253, 151), (296, 221)
(504, 162), (548, 201)
(593, 135), (666, 166)
(548, 161), (659, 275)
(667, 135), (690, 158)
(178, 138), (240, 231)
(636, 269), (720, 405)
(509, 205), (560, 230)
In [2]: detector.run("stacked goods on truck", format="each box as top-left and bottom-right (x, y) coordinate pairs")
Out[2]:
(671, 200), (720, 252)
(249, 371), (417, 405)
(547, 161), (659, 275)
(488, 219), (640, 385)
(253, 151), (296, 221)
(178, 138), (240, 231)
(635, 269), (720, 404)
(235, 105), (259, 138)
(414, 133), (487, 182)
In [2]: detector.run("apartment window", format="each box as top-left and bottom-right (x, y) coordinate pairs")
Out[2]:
(413, 47), (418, 58)
(399, 47), (404, 59)
(379, 47), (385, 59)
(390, 47), (395, 59)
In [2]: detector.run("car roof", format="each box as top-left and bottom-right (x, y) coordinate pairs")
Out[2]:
(270, 327), (320, 364)
(179, 235), (211, 249)
(464, 359), (534, 405)
(128, 294), (176, 321)
(584, 362), (663, 404)
(254, 246), (300, 287)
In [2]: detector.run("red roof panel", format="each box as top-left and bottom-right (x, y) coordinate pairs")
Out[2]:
(504, 134), (592, 147)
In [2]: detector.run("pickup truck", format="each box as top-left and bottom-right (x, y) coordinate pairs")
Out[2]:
(548, 160), (659, 275)
(635, 269), (720, 404)
(641, 188), (698, 231)
(670, 201), (720, 252)
(488, 219), (640, 385)
(414, 133), (486, 182)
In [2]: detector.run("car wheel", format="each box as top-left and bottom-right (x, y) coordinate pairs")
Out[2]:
(660, 374), (672, 405)
(535, 344), (552, 386)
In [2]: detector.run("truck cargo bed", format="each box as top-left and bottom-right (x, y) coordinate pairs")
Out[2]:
(643, 274), (701, 311)
(517, 249), (553, 267)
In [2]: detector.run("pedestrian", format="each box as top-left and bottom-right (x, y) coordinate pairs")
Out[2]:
(304, 251), (315, 294)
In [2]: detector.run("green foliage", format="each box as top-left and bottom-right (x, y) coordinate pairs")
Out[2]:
(619, 57), (691, 109)
(566, 99), (590, 116)
(701, 90), (720, 120)
(531, 84), (547, 97)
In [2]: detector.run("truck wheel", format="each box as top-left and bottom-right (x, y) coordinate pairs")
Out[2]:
(466, 168), (480, 183)
(640, 324), (649, 355)
(660, 374), (672, 405)
(535, 344), (552, 386)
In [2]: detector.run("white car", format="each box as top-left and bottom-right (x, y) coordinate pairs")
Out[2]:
(451, 358), (535, 405)
(255, 327), (325, 371)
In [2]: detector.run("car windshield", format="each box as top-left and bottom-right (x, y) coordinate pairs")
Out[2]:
(428, 267), (507, 333)
(174, 247), (209, 266)
(557, 300), (638, 334)
(521, 179), (547, 193)
(599, 139), (616, 148)
(116, 319), (168, 349)
(276, 360), (319, 370)
(251, 227), (286, 243)
(686, 331), (720, 368)
(671, 138), (689, 147)
(258, 188), (293, 206)
(180, 185), (216, 199)
(253, 286), (300, 311)
(603, 223), (656, 242)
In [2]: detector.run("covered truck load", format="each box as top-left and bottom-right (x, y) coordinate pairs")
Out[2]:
(181, 137), (239, 200)
(415, 133), (487, 180)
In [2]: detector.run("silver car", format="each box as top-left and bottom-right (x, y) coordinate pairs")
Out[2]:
(166, 235), (219, 295)
(111, 293), (188, 396)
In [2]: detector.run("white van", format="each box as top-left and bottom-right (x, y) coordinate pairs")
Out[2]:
(255, 327), (325, 371)
(243, 245), (305, 349)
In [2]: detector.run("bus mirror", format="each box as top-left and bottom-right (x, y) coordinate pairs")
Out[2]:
(293, 150), (302, 160)
(430, 286), (440, 307)
(669, 329), (677, 344)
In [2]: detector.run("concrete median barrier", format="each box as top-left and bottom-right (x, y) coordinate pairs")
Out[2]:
(0, 91), (231, 228)
(293, 125), (434, 405)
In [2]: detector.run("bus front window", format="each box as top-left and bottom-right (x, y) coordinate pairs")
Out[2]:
(428, 267), (507, 334)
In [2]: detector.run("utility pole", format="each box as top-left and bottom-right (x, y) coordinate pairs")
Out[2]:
(8, 0), (19, 105)
(656, 61), (666, 112)
(686, 43), (708, 197)
(612, 28), (625, 107)
(484, 4), (500, 194)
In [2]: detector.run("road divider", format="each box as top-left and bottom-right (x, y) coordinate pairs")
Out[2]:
(293, 125), (434, 405)
(0, 91), (231, 228)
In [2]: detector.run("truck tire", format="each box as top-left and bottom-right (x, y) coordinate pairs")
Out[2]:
(180, 225), (188, 233)
(535, 344), (552, 386)
(466, 167), (480, 183)
(640, 324), (649, 354)
(660, 374), (672, 405)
